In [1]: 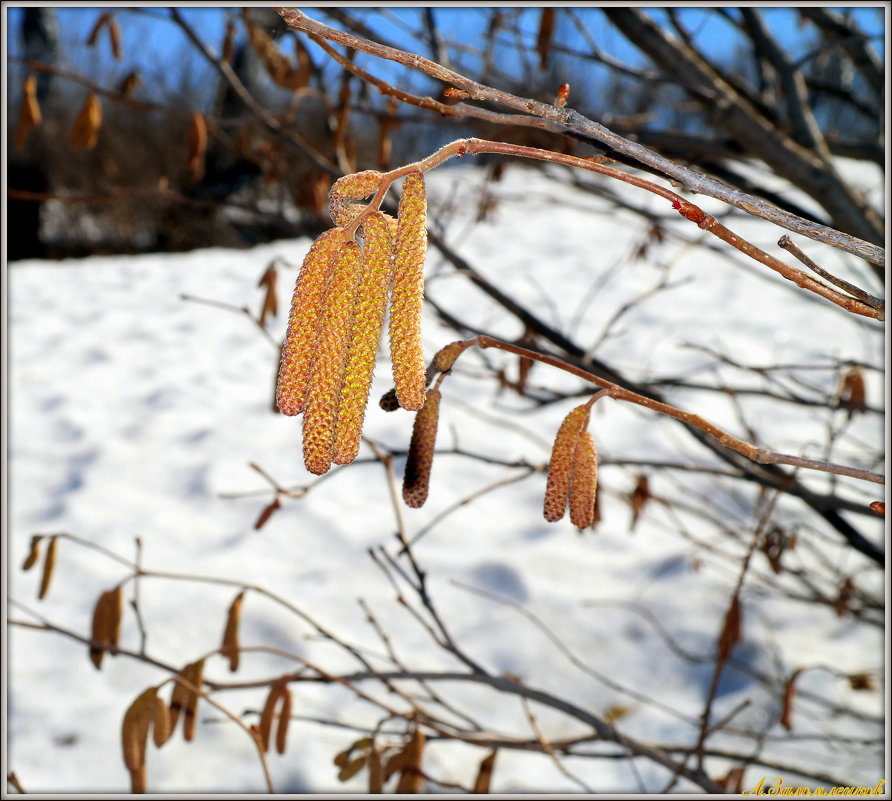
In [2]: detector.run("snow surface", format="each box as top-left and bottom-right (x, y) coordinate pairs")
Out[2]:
(7, 161), (886, 794)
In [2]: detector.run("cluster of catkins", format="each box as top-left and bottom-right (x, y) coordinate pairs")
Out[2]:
(276, 167), (599, 525)
(276, 169), (429, 475)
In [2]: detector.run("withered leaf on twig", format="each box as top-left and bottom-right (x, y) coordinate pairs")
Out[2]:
(629, 475), (651, 531)
(16, 74), (42, 149)
(835, 366), (866, 419)
(780, 667), (804, 731)
(257, 261), (279, 327)
(187, 112), (207, 184)
(22, 534), (43, 571)
(536, 8), (555, 70)
(69, 92), (103, 151)
(472, 750), (497, 793)
(716, 594), (742, 663)
(38, 535), (59, 600)
(220, 590), (245, 672)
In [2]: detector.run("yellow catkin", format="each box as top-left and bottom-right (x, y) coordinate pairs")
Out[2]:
(333, 213), (395, 464)
(329, 171), (384, 228)
(390, 170), (428, 411)
(569, 431), (599, 529)
(276, 228), (346, 416)
(402, 388), (441, 508)
(543, 404), (591, 522)
(329, 170), (383, 201)
(302, 241), (365, 475)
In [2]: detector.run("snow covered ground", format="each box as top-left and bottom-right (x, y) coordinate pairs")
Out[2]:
(6, 161), (886, 794)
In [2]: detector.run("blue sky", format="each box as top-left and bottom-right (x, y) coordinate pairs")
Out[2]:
(6, 6), (886, 110)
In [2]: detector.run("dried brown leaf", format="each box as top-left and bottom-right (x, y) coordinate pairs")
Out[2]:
(717, 594), (742, 663)
(848, 672), (876, 691)
(86, 13), (112, 47)
(715, 765), (746, 793)
(152, 694), (172, 747)
(183, 658), (204, 742)
(187, 112), (207, 184)
(22, 534), (43, 571)
(780, 667), (804, 731)
(258, 680), (287, 753)
(367, 743), (383, 793)
(38, 535), (58, 600)
(257, 262), (279, 327)
(108, 19), (122, 60)
(222, 19), (236, 64)
(536, 8), (556, 70)
(89, 589), (113, 669)
(602, 705), (630, 724)
(68, 92), (102, 151)
(835, 576), (855, 618)
(338, 755), (368, 782)
(836, 366), (866, 418)
(275, 685), (292, 755)
(220, 591), (245, 672)
(394, 725), (425, 793)
(472, 750), (497, 793)
(16, 74), (42, 150)
(122, 686), (157, 790)
(629, 475), (651, 531)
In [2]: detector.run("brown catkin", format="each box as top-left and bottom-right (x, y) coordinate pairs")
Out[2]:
(402, 388), (441, 508)
(333, 213), (395, 464)
(389, 170), (428, 411)
(544, 404), (591, 522)
(569, 431), (599, 529)
(302, 241), (365, 475)
(433, 340), (467, 373)
(276, 228), (346, 416)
